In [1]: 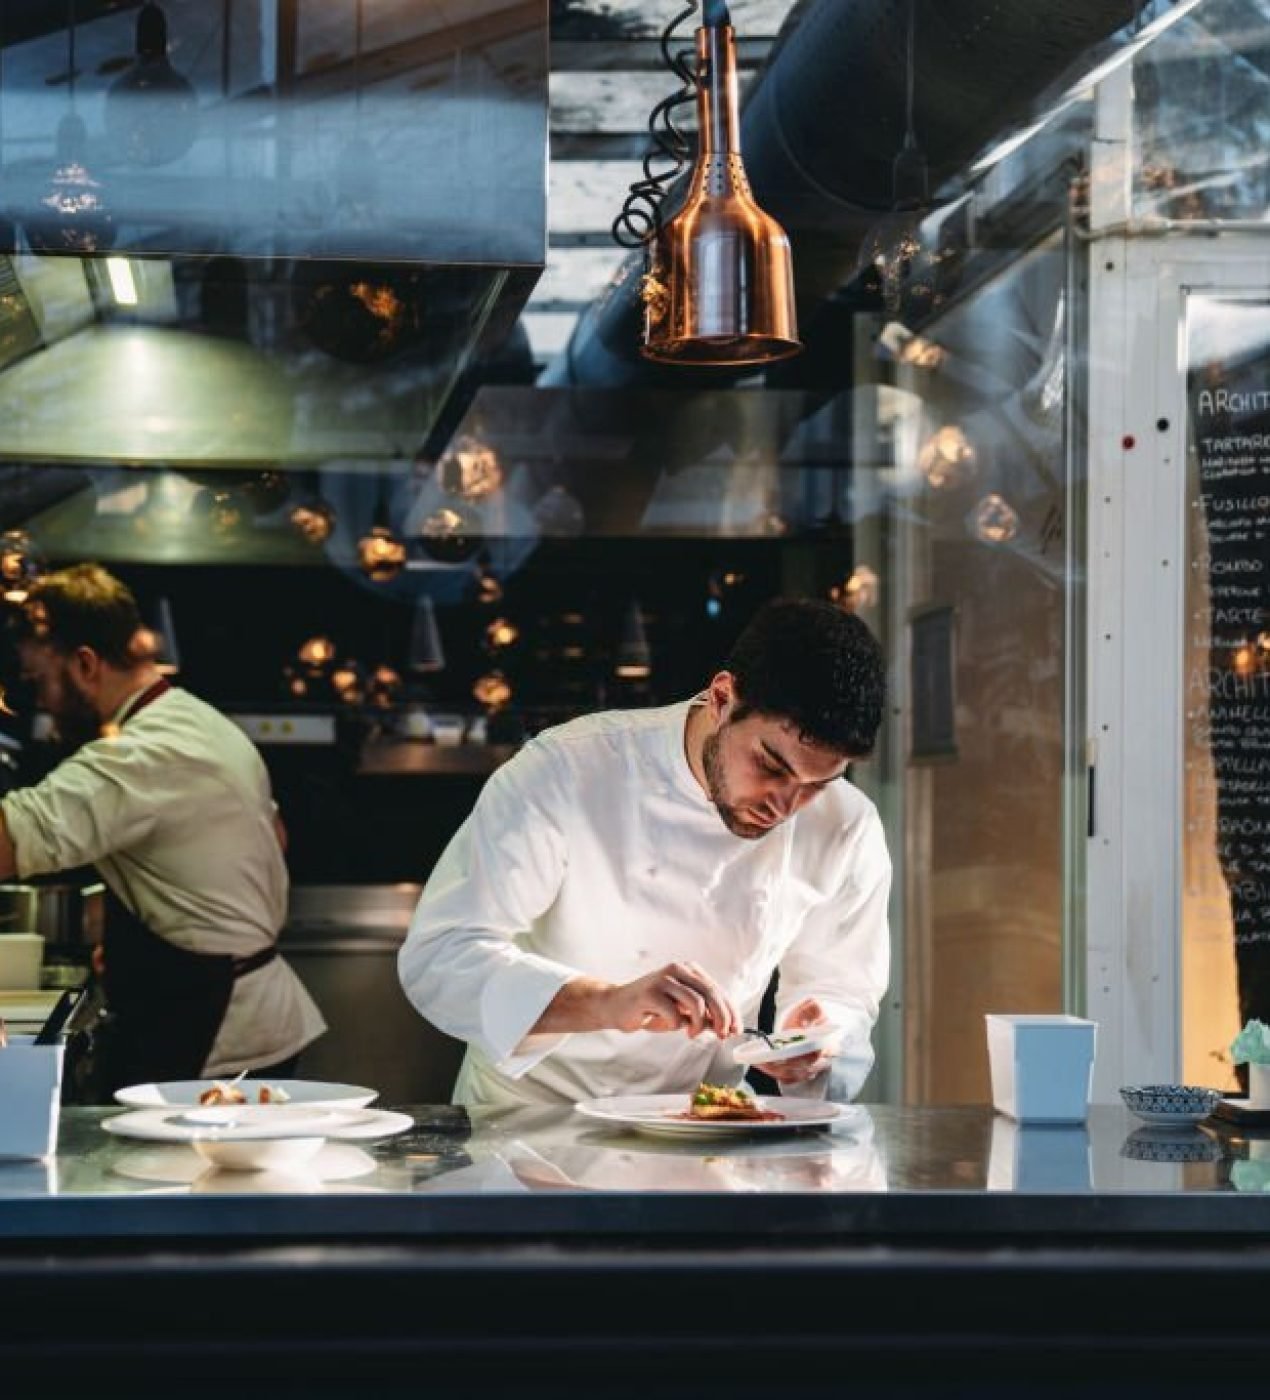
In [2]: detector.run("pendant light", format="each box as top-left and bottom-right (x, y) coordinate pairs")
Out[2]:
(614, 1), (800, 367)
(614, 599), (652, 680)
(138, 596), (180, 674)
(26, 3), (114, 255)
(407, 595), (445, 674)
(105, 3), (198, 167)
(418, 503), (482, 564)
(434, 433), (503, 502)
(854, 0), (935, 322)
(292, 0), (424, 364)
(358, 478), (407, 583)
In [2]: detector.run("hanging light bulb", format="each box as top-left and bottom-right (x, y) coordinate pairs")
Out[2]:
(917, 425), (977, 490)
(298, 635), (337, 674)
(0, 530), (45, 605)
(614, 599), (652, 680)
(367, 664), (403, 708)
(474, 562), (503, 606)
(853, 0), (936, 322)
(1232, 641), (1257, 679)
(282, 665), (309, 699)
(485, 617), (519, 651)
(419, 504), (482, 564)
(24, 3), (113, 254)
(330, 659), (367, 706)
(473, 671), (512, 711)
(26, 112), (114, 255)
(970, 493), (1021, 545)
(105, 3), (198, 167)
(630, 2), (800, 366)
(435, 434), (503, 502)
(289, 496), (337, 546)
(407, 596), (445, 674)
(358, 525), (407, 583)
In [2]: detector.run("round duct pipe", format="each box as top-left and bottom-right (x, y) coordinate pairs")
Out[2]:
(544, 0), (1146, 391)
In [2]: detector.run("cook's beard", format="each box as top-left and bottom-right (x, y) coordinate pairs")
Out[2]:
(51, 686), (102, 753)
(701, 728), (772, 841)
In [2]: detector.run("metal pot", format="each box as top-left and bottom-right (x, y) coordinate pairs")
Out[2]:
(0, 882), (104, 948)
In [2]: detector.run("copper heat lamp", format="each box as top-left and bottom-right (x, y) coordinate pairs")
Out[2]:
(639, 1), (800, 366)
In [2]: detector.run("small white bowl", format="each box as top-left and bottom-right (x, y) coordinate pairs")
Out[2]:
(191, 1136), (326, 1172)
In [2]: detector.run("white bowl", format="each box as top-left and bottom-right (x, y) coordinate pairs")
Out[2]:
(191, 1136), (326, 1172)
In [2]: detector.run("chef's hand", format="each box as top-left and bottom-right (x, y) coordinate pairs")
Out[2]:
(613, 962), (740, 1039)
(757, 997), (839, 1085)
(536, 964), (740, 1039)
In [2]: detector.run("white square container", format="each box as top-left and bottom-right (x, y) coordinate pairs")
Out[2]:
(985, 1013), (1097, 1123)
(0, 932), (44, 990)
(0, 1034), (65, 1158)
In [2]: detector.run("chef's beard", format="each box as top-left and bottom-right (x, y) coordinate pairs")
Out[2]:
(50, 677), (102, 753)
(701, 727), (775, 841)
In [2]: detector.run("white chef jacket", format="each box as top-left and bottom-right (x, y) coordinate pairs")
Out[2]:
(398, 700), (891, 1110)
(1, 685), (326, 1075)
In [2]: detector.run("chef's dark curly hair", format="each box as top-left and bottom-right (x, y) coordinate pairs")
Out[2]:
(724, 598), (886, 758)
(8, 563), (143, 669)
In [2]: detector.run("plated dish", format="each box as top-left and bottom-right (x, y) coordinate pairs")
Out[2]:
(732, 1024), (841, 1067)
(574, 1091), (853, 1140)
(113, 1079), (378, 1111)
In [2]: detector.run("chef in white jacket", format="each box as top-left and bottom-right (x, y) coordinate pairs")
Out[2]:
(398, 598), (891, 1110)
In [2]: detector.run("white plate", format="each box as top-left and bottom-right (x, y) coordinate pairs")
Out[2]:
(179, 1104), (348, 1133)
(574, 1093), (852, 1140)
(113, 1079), (378, 1110)
(102, 1106), (414, 1145)
(732, 1025), (842, 1067)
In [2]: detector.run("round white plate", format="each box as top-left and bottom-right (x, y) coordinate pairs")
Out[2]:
(113, 1079), (378, 1110)
(573, 1093), (852, 1139)
(732, 1025), (842, 1068)
(102, 1106), (414, 1145)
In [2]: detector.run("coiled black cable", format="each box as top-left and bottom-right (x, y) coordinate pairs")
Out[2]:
(610, 2), (701, 249)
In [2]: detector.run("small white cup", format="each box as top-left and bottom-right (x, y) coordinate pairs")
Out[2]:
(0, 1034), (65, 1159)
(1249, 1061), (1270, 1111)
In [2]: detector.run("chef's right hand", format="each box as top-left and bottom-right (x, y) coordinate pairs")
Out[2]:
(604, 962), (740, 1039)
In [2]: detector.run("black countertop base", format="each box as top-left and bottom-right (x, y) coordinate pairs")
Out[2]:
(4, 1103), (1270, 1388)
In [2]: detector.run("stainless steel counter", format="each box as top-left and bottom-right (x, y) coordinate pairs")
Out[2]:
(3, 1103), (1268, 1239)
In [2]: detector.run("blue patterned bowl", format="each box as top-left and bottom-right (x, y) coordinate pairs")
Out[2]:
(1119, 1084), (1222, 1126)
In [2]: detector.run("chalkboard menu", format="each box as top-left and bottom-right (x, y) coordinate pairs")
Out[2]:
(1185, 295), (1270, 1039)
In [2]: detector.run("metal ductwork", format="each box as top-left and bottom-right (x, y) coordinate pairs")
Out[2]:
(543, 0), (1147, 391)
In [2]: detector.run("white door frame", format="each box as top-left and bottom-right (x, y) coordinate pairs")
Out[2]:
(1084, 232), (1270, 1099)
